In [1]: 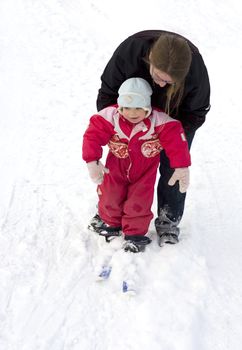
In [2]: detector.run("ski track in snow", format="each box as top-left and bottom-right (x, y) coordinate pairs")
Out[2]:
(1, 1), (242, 349)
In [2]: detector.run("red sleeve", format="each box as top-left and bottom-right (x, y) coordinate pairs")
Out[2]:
(82, 114), (114, 163)
(158, 121), (191, 168)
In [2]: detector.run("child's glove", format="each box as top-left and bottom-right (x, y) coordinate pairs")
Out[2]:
(168, 167), (190, 193)
(87, 160), (109, 184)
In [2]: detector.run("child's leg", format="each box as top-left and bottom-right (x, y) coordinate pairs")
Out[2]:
(122, 169), (157, 236)
(97, 170), (128, 228)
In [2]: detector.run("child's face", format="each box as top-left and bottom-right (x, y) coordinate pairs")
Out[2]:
(120, 107), (148, 124)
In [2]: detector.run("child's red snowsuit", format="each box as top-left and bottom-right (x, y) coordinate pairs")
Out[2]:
(82, 105), (191, 237)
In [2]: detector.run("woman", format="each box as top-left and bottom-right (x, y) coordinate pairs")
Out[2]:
(95, 30), (210, 246)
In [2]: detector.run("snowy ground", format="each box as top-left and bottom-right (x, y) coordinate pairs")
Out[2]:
(1, 1), (242, 349)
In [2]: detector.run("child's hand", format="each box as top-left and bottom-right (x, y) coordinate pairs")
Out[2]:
(87, 160), (109, 184)
(168, 167), (190, 193)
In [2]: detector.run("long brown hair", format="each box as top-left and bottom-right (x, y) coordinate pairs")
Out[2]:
(149, 33), (192, 115)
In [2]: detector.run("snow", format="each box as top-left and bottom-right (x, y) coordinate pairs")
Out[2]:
(1, 0), (242, 349)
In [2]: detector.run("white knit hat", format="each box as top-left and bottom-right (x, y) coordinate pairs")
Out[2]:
(117, 78), (152, 115)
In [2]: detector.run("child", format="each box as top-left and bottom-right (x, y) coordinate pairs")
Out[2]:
(82, 78), (191, 252)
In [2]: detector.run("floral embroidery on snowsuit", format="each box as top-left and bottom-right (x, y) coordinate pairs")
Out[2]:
(108, 134), (163, 159)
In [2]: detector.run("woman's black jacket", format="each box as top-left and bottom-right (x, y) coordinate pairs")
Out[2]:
(96, 30), (210, 133)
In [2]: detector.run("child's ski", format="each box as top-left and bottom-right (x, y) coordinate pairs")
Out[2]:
(94, 237), (144, 296)
(122, 280), (137, 296)
(94, 236), (122, 282)
(96, 259), (113, 281)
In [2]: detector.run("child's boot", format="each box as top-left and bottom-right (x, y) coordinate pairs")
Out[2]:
(123, 235), (151, 253)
